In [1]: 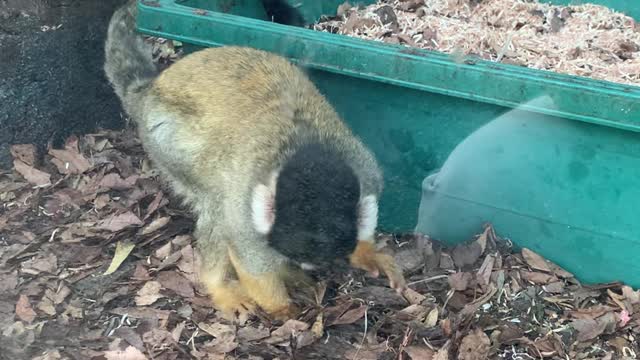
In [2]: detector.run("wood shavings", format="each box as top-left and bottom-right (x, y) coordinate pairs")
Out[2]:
(313, 0), (640, 86)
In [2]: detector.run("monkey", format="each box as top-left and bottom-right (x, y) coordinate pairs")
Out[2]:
(103, 0), (406, 321)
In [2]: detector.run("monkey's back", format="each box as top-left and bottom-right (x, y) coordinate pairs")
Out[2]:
(138, 46), (364, 223)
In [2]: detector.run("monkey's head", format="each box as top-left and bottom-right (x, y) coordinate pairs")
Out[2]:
(250, 142), (379, 272)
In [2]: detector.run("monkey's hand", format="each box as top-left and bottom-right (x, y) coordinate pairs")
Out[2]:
(349, 240), (407, 292)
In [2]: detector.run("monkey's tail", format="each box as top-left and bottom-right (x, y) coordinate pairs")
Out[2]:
(104, 0), (159, 121)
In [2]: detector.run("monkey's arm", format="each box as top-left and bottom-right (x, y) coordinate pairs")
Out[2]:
(349, 240), (407, 292)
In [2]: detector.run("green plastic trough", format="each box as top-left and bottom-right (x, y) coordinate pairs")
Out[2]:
(136, 0), (640, 287)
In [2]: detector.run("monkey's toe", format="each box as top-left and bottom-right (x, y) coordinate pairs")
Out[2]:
(207, 281), (257, 323)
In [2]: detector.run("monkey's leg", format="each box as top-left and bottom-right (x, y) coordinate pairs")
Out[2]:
(349, 240), (407, 292)
(198, 245), (257, 322)
(227, 248), (299, 321)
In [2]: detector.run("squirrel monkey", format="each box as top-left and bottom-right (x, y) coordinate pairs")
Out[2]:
(104, 0), (406, 321)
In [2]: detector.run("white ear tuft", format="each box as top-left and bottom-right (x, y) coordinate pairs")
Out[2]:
(357, 195), (378, 241)
(252, 183), (275, 234)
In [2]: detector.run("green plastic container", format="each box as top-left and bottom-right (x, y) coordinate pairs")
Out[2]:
(136, 0), (640, 287)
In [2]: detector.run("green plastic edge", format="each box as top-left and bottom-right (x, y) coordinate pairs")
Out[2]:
(137, 0), (640, 134)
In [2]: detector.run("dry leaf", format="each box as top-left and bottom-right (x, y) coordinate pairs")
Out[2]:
(37, 297), (56, 316)
(237, 326), (270, 342)
(10, 144), (37, 165)
(451, 242), (483, 268)
(571, 312), (618, 342)
(99, 173), (139, 190)
(97, 211), (143, 232)
(330, 305), (366, 325)
(520, 270), (557, 284)
(476, 254), (495, 288)
(103, 345), (148, 360)
(154, 242), (172, 259)
(267, 319), (309, 343)
(112, 327), (145, 353)
(16, 295), (37, 323)
(171, 321), (186, 342)
(424, 307), (439, 327)
(103, 241), (136, 276)
(522, 248), (573, 278)
(49, 148), (91, 175)
(448, 272), (473, 291)
(14, 160), (51, 187)
(197, 322), (236, 338)
(404, 346), (434, 360)
(142, 216), (170, 235)
(458, 328), (491, 360)
(21, 253), (58, 275)
(135, 281), (163, 306)
(402, 287), (427, 305)
(157, 271), (194, 298)
(397, 304), (429, 321)
(622, 286), (640, 304)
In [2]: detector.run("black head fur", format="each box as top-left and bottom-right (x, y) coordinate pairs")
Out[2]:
(268, 141), (360, 269)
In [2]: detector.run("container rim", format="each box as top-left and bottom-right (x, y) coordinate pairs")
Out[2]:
(137, 0), (640, 133)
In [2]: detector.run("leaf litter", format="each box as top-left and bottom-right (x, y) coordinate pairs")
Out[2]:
(2, 31), (640, 357)
(312, 0), (640, 87)
(2, 130), (639, 360)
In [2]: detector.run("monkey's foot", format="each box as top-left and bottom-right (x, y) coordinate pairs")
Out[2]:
(235, 269), (300, 321)
(206, 281), (256, 323)
(349, 240), (407, 292)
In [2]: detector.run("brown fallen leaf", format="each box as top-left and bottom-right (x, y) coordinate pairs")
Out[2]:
(14, 159), (51, 187)
(522, 248), (573, 278)
(458, 328), (490, 360)
(103, 345), (148, 360)
(141, 216), (171, 235)
(237, 326), (270, 342)
(37, 296), (57, 316)
(402, 287), (427, 305)
(99, 173), (139, 190)
(622, 286), (640, 304)
(113, 327), (145, 353)
(171, 321), (186, 342)
(157, 271), (195, 298)
(144, 191), (167, 220)
(330, 304), (367, 326)
(451, 238), (484, 268)
(404, 345), (434, 360)
(571, 312), (618, 342)
(424, 307), (439, 327)
(520, 270), (557, 284)
(543, 281), (565, 294)
(433, 340), (450, 360)
(135, 281), (164, 306)
(21, 253), (58, 275)
(0, 271), (18, 292)
(94, 193), (110, 209)
(49, 150), (91, 175)
(16, 295), (37, 323)
(448, 272), (473, 291)
(10, 144), (37, 165)
(177, 245), (196, 275)
(154, 242), (172, 259)
(197, 322), (236, 338)
(97, 211), (143, 232)
(476, 254), (495, 288)
(266, 319), (310, 344)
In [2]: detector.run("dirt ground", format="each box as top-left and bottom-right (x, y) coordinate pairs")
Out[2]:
(1, 128), (639, 360)
(0, 0), (127, 169)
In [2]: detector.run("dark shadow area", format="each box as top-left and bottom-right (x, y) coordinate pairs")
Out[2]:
(0, 0), (129, 169)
